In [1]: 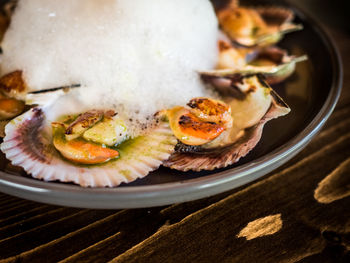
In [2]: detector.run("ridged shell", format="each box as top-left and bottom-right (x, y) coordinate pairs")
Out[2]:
(163, 90), (289, 172)
(1, 107), (177, 187)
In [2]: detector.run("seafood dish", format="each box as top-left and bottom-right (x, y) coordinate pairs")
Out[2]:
(0, 0), (306, 187)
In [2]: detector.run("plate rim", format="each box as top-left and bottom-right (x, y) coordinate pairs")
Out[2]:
(0, 4), (343, 209)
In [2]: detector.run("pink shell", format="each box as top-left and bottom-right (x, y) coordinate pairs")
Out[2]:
(163, 92), (289, 172)
(1, 108), (177, 187)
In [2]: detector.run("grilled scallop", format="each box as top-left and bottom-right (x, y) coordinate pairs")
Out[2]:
(201, 40), (307, 85)
(217, 0), (302, 47)
(1, 102), (177, 187)
(166, 98), (233, 146)
(164, 74), (290, 171)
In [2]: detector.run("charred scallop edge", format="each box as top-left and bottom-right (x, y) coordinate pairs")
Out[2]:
(164, 92), (289, 171)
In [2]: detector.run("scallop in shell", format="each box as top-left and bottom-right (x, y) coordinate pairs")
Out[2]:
(0, 68), (81, 136)
(164, 74), (290, 171)
(201, 41), (307, 85)
(0, 71), (28, 135)
(1, 104), (177, 187)
(217, 0), (303, 47)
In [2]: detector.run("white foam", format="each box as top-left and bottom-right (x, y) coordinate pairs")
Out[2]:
(1, 0), (219, 133)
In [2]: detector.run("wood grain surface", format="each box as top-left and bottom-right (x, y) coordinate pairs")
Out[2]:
(0, 0), (349, 262)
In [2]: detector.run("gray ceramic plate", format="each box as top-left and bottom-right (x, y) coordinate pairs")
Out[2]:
(0, 2), (342, 208)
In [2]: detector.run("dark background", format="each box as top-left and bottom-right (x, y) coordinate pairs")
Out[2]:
(0, 1), (349, 262)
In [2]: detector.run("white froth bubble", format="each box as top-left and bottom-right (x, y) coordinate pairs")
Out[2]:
(1, 0), (219, 134)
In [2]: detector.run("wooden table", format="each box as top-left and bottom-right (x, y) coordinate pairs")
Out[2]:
(0, 1), (349, 262)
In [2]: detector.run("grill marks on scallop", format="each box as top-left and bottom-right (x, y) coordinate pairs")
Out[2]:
(164, 97), (287, 172)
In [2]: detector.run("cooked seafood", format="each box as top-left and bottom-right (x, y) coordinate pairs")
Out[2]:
(0, 0), (217, 187)
(164, 75), (290, 171)
(0, 0), (218, 123)
(0, 71), (26, 121)
(205, 40), (307, 84)
(1, 106), (177, 187)
(0, 71), (26, 98)
(53, 133), (120, 165)
(217, 0), (302, 47)
(0, 0), (302, 187)
(0, 71), (78, 134)
(0, 97), (24, 120)
(166, 98), (233, 146)
(187, 97), (233, 126)
(52, 109), (124, 164)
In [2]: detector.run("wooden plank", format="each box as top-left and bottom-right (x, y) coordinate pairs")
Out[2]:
(0, 209), (115, 259)
(53, 105), (350, 263)
(0, 202), (46, 219)
(160, 106), (350, 225)
(278, 106), (350, 170)
(2, 209), (165, 263)
(0, 207), (79, 239)
(322, 104), (350, 128)
(0, 196), (19, 205)
(59, 232), (123, 263)
(0, 199), (30, 211)
(110, 132), (350, 263)
(0, 205), (56, 227)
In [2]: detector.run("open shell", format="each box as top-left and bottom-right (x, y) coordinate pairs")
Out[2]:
(164, 73), (290, 172)
(217, 0), (302, 47)
(163, 91), (289, 171)
(1, 107), (177, 187)
(201, 45), (307, 85)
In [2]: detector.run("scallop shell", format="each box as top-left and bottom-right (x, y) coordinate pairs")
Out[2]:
(252, 6), (303, 47)
(163, 82), (290, 172)
(25, 84), (81, 106)
(217, 1), (302, 47)
(201, 48), (307, 85)
(0, 70), (79, 135)
(1, 107), (177, 187)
